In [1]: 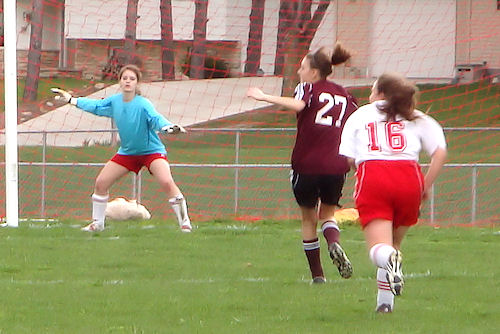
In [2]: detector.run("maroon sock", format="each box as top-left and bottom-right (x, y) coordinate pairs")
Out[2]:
(321, 220), (340, 245)
(303, 238), (324, 279)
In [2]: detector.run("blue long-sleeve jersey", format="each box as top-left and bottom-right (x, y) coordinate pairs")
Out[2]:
(76, 94), (173, 155)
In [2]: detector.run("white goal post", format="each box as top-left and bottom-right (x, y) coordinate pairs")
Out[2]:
(3, 0), (19, 227)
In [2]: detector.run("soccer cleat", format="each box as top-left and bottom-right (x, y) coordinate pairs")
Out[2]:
(328, 242), (353, 279)
(81, 222), (104, 232)
(376, 303), (392, 313)
(312, 276), (326, 284)
(386, 250), (404, 296)
(180, 219), (192, 233)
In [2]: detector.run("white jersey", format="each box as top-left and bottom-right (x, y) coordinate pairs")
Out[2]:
(339, 101), (446, 166)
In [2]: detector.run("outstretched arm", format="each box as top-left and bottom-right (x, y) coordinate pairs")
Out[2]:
(51, 88), (77, 105)
(246, 87), (305, 112)
(51, 87), (114, 117)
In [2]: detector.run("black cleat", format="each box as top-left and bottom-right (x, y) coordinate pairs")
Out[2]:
(328, 242), (353, 279)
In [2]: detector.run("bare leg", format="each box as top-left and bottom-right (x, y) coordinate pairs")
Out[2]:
(393, 225), (410, 250)
(148, 158), (181, 198)
(363, 219), (394, 250)
(83, 161), (129, 232)
(300, 206), (318, 241)
(149, 159), (191, 232)
(94, 160), (130, 195)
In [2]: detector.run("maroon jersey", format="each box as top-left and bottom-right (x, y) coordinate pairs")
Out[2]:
(291, 79), (358, 174)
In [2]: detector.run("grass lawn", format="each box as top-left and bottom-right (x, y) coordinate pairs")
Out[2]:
(0, 220), (498, 333)
(0, 77), (103, 110)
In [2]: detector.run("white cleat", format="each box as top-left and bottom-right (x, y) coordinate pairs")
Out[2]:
(386, 250), (404, 296)
(180, 219), (192, 233)
(81, 222), (104, 232)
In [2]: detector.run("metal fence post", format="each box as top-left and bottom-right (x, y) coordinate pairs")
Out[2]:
(137, 170), (142, 203)
(430, 183), (435, 224)
(41, 131), (47, 217)
(234, 131), (240, 214)
(471, 166), (477, 223)
(132, 173), (137, 199)
(132, 170), (142, 202)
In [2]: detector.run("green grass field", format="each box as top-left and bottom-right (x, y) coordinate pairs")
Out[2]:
(0, 220), (498, 333)
(0, 77), (102, 108)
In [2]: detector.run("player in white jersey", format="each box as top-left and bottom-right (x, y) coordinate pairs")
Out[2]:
(339, 72), (447, 313)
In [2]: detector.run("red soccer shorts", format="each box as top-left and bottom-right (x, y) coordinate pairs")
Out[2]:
(111, 153), (167, 174)
(354, 160), (424, 228)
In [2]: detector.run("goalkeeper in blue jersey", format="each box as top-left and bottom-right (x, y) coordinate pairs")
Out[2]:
(51, 64), (192, 232)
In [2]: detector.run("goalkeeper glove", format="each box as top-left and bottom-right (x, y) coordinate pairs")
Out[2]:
(162, 124), (186, 134)
(51, 88), (77, 105)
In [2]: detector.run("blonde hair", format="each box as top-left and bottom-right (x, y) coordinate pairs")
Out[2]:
(118, 64), (142, 95)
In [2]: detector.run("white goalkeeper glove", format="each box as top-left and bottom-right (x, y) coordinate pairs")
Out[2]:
(51, 88), (77, 105)
(162, 124), (187, 134)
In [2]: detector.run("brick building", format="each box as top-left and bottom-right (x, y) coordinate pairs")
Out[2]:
(1, 0), (499, 81)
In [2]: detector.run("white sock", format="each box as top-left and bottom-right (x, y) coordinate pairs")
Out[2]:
(376, 268), (394, 308)
(92, 193), (109, 227)
(169, 194), (190, 227)
(369, 243), (395, 268)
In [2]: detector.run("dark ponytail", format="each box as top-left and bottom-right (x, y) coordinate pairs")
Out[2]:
(375, 72), (418, 121)
(306, 42), (352, 79)
(331, 42), (351, 66)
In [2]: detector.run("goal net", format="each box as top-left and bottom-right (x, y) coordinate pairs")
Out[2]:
(1, 0), (499, 226)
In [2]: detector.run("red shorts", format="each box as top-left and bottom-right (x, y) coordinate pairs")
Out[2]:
(354, 160), (424, 228)
(110, 153), (167, 174)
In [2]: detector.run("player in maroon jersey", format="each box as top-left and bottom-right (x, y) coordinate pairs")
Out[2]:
(247, 43), (358, 283)
(339, 72), (447, 312)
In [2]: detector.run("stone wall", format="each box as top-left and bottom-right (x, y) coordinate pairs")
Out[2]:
(68, 39), (241, 81)
(0, 49), (60, 77)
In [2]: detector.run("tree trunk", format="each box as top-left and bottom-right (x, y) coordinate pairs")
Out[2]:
(23, 0), (44, 102)
(244, 0), (265, 76)
(274, 0), (295, 76)
(281, 0), (332, 96)
(160, 0), (175, 80)
(190, 0), (208, 79)
(123, 0), (139, 65)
